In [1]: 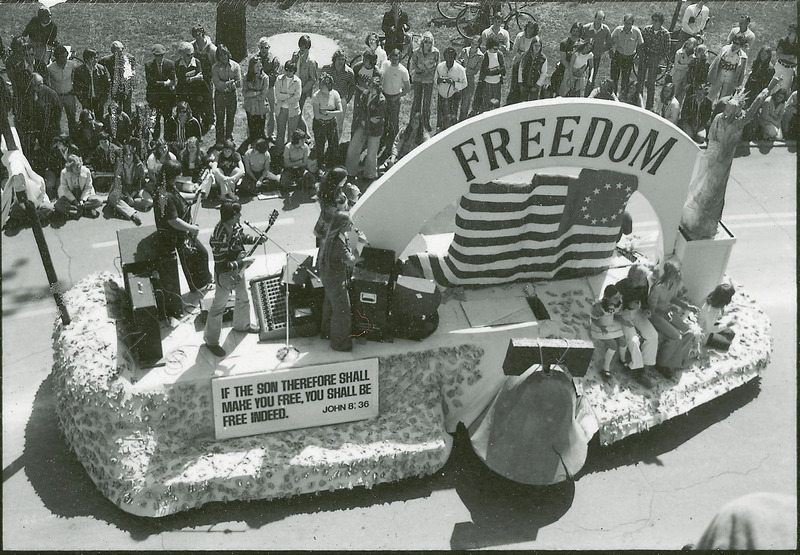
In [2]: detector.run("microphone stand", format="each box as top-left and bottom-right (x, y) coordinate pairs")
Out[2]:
(243, 220), (317, 363)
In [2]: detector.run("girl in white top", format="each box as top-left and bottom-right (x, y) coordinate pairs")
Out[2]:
(654, 82), (681, 124)
(672, 38), (697, 103)
(365, 32), (388, 69)
(511, 21), (539, 67)
(561, 40), (593, 97)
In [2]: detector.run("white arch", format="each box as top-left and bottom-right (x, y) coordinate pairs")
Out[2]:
(352, 99), (700, 260)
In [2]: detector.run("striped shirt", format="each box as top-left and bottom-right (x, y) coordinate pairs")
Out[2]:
(209, 221), (257, 274)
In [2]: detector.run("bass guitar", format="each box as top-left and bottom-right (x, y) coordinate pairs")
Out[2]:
(217, 209), (279, 290)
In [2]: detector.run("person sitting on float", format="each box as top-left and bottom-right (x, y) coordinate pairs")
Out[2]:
(318, 210), (363, 352)
(616, 264), (658, 387)
(697, 282), (736, 346)
(647, 260), (702, 379)
(590, 284), (628, 380)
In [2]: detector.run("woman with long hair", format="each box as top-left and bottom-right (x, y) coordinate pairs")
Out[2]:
(647, 260), (701, 378)
(318, 210), (359, 351)
(743, 45), (775, 108)
(311, 72), (343, 170)
(242, 56), (269, 150)
(108, 140), (152, 224)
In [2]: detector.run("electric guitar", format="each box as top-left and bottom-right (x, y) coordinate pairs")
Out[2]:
(216, 209), (278, 290)
(182, 177), (207, 255)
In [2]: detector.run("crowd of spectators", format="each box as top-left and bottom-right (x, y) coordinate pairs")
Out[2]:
(2, 1), (797, 231)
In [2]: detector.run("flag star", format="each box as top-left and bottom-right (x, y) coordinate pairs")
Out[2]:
(616, 182), (624, 189)
(625, 186), (632, 193)
(593, 188), (600, 195)
(604, 183), (612, 190)
(581, 205), (588, 212)
(618, 208), (624, 214)
(584, 213), (591, 220)
(611, 213), (618, 220)
(584, 196), (591, 203)
(591, 218), (598, 225)
(601, 217), (608, 223)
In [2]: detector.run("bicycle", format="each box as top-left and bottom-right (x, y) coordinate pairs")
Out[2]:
(438, 1), (536, 41)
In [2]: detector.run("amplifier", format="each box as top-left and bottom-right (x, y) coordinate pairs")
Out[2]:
(502, 338), (594, 378)
(118, 225), (182, 319)
(125, 273), (163, 363)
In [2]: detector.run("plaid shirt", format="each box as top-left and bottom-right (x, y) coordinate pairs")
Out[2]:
(641, 25), (670, 61)
(209, 221), (257, 274)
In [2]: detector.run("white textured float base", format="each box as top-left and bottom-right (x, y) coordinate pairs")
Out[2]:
(52, 271), (771, 516)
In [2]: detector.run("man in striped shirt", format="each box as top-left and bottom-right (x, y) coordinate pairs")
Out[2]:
(203, 200), (263, 357)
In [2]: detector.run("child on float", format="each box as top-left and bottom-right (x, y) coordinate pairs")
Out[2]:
(697, 282), (736, 345)
(590, 283), (628, 379)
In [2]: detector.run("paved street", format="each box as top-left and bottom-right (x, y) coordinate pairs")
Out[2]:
(2, 147), (796, 550)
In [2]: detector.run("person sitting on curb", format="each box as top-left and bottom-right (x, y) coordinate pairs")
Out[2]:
(54, 154), (103, 220)
(212, 139), (244, 201)
(280, 128), (314, 197)
(107, 140), (152, 226)
(241, 138), (279, 196)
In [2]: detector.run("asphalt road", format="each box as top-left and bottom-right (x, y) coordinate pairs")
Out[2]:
(2, 146), (796, 550)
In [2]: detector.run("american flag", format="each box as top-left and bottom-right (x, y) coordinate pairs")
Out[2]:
(409, 169), (638, 287)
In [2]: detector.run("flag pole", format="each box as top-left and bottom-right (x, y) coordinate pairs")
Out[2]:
(2, 102), (71, 325)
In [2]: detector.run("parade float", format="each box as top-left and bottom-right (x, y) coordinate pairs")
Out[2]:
(49, 100), (772, 517)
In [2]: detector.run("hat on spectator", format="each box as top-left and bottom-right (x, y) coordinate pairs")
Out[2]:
(152, 44), (167, 55)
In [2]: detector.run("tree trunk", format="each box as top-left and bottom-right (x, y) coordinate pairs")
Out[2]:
(217, 0), (249, 62)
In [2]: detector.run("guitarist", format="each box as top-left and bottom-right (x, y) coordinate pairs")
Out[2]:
(203, 200), (265, 357)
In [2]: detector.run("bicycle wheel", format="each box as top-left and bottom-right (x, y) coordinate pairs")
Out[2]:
(438, 1), (468, 20)
(456, 5), (484, 39)
(506, 10), (536, 43)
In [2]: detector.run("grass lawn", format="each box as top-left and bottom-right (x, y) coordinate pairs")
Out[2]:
(4, 1), (796, 148)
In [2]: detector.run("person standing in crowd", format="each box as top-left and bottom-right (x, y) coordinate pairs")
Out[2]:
(671, 38), (697, 104)
(322, 50), (355, 138)
(680, 82), (713, 142)
(21, 6), (58, 64)
(212, 44), (242, 143)
(145, 43), (176, 140)
(203, 200), (264, 358)
(380, 48), (411, 155)
(352, 50), (379, 131)
(212, 139), (244, 200)
(256, 37), (281, 141)
(274, 60), (302, 156)
(165, 101), (202, 154)
(191, 24), (217, 129)
(7, 37), (48, 121)
(153, 159), (210, 293)
(510, 20), (539, 69)
(686, 44), (711, 93)
(383, 113), (429, 170)
(293, 34), (318, 135)
(562, 39), (593, 97)
(639, 13), (670, 110)
(458, 35), (483, 121)
(318, 210), (360, 352)
(654, 82), (680, 124)
(435, 46), (467, 131)
(364, 32), (388, 70)
(73, 108), (103, 158)
(175, 41), (207, 132)
(743, 46), (775, 109)
(346, 73), (385, 181)
(382, 0), (411, 56)
(678, 0), (710, 45)
(774, 23), (797, 94)
(480, 12), (510, 57)
(55, 154), (103, 220)
(20, 72), (61, 157)
(102, 100), (132, 145)
(311, 72), (342, 170)
(610, 14), (643, 94)
(581, 10), (612, 96)
(107, 140), (151, 225)
(757, 88), (788, 140)
(281, 128), (314, 196)
(73, 48), (110, 120)
(707, 34), (748, 103)
(553, 22), (581, 96)
(477, 36), (505, 113)
(242, 56), (270, 151)
(100, 41), (135, 116)
(727, 15), (755, 52)
(241, 137), (278, 195)
(47, 45), (79, 136)
(409, 31), (439, 132)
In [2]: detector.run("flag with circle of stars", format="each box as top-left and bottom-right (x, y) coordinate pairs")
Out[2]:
(557, 169), (639, 237)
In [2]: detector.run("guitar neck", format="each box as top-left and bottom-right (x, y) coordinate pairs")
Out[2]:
(242, 211), (279, 258)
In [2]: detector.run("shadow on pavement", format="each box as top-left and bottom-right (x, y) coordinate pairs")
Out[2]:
(19, 371), (759, 541)
(578, 378), (761, 476)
